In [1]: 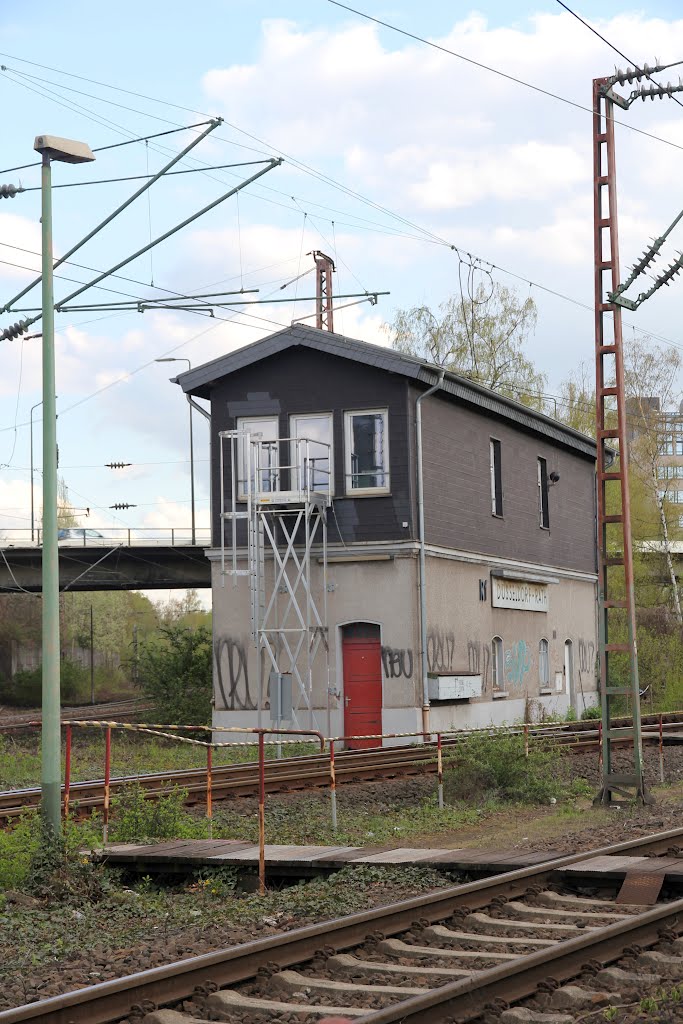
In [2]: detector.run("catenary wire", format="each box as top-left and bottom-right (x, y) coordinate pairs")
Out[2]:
(0, 120), (217, 175)
(326, 1), (683, 153)
(3, 50), (683, 408)
(554, 0), (683, 111)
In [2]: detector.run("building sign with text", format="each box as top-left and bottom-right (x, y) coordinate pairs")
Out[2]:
(491, 576), (548, 613)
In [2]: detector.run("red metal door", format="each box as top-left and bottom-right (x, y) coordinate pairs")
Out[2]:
(342, 637), (382, 749)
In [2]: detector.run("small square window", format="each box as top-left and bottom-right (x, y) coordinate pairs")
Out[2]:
(344, 409), (390, 495)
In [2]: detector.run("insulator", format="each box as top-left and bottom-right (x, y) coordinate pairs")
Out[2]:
(0, 183), (20, 199)
(110, 502), (136, 510)
(105, 461), (132, 469)
(0, 318), (29, 341)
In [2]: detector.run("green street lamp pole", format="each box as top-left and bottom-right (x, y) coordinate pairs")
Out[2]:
(34, 134), (95, 837)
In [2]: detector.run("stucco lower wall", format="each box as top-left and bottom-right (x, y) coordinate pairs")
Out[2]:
(210, 550), (421, 738)
(209, 545), (599, 743)
(424, 555), (598, 720)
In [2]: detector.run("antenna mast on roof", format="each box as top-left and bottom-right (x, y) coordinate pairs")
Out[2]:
(312, 250), (335, 332)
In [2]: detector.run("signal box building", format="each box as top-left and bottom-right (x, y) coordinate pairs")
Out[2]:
(175, 325), (599, 746)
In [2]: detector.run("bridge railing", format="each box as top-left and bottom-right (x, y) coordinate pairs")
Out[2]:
(0, 528), (212, 548)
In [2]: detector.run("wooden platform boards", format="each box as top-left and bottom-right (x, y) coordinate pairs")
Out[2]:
(96, 839), (553, 877)
(563, 854), (683, 883)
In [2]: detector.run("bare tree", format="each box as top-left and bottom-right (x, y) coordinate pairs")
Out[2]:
(388, 282), (547, 409)
(624, 337), (683, 622)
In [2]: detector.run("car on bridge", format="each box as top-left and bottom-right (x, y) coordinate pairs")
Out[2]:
(57, 528), (106, 545)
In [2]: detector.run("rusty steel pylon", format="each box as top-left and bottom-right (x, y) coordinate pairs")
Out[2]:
(592, 76), (647, 804)
(592, 63), (683, 804)
(313, 250), (335, 332)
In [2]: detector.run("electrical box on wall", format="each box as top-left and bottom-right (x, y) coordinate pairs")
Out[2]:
(428, 675), (483, 701)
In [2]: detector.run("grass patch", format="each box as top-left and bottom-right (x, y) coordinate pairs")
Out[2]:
(0, 732), (318, 790)
(215, 794), (480, 847)
(103, 782), (479, 847)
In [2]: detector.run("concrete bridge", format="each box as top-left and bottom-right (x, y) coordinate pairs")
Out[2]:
(0, 529), (211, 592)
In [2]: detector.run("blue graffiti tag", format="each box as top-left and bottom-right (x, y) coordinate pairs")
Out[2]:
(504, 640), (532, 688)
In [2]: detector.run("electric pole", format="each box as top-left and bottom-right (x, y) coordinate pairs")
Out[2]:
(592, 62), (683, 805)
(312, 251), (335, 332)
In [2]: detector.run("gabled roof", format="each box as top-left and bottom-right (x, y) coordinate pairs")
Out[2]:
(174, 323), (596, 459)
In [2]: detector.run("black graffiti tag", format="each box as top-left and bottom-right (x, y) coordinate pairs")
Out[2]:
(213, 636), (256, 711)
(427, 629), (456, 673)
(381, 646), (414, 679)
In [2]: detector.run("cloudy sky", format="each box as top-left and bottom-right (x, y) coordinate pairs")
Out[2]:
(1, 0), (683, 568)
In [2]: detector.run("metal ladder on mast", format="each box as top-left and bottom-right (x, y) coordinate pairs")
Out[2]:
(592, 77), (651, 804)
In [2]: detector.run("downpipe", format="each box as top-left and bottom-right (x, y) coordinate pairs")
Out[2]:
(416, 370), (445, 739)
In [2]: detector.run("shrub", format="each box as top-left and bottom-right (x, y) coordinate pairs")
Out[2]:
(0, 659), (89, 707)
(581, 704), (602, 720)
(0, 811), (103, 898)
(137, 625), (212, 725)
(442, 729), (568, 806)
(110, 784), (205, 843)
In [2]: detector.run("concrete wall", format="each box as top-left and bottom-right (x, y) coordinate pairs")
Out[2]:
(425, 555), (598, 732)
(210, 544), (598, 742)
(210, 551), (421, 741)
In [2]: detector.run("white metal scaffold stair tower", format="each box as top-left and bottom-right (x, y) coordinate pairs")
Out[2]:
(219, 429), (331, 731)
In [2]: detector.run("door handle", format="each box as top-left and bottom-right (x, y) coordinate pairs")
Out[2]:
(344, 697), (351, 707)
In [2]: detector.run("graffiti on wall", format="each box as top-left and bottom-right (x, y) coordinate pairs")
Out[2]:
(504, 640), (532, 688)
(578, 638), (595, 675)
(381, 646), (414, 679)
(467, 640), (491, 687)
(213, 636), (256, 711)
(426, 628), (456, 673)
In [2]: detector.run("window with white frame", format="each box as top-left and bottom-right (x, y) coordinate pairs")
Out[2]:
(289, 413), (333, 494)
(236, 415), (279, 499)
(344, 409), (390, 494)
(491, 636), (504, 691)
(539, 638), (550, 690)
(490, 438), (503, 516)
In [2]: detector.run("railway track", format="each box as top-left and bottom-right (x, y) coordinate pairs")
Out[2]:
(1, 827), (682, 1024)
(2, 711), (682, 821)
(0, 698), (152, 733)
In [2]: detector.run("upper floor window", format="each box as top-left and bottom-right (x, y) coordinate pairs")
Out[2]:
(539, 638), (550, 690)
(344, 409), (390, 495)
(290, 413), (333, 494)
(490, 438), (503, 516)
(236, 415), (279, 499)
(537, 456), (550, 529)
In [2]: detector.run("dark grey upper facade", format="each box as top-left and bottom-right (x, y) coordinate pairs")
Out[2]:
(177, 324), (598, 574)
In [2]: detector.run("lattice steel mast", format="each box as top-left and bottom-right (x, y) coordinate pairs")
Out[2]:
(313, 250), (335, 332)
(592, 63), (683, 804)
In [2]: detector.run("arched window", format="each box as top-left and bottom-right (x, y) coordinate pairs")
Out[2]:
(491, 636), (504, 690)
(539, 638), (550, 689)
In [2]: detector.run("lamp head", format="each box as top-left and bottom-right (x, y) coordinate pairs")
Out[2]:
(34, 135), (95, 164)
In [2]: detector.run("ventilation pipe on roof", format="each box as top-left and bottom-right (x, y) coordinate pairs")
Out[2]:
(416, 369), (445, 739)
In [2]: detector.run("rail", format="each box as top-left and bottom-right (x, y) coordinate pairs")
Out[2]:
(1, 824), (682, 1024)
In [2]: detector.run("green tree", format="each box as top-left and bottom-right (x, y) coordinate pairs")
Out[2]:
(156, 589), (211, 631)
(137, 624), (212, 725)
(388, 282), (547, 409)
